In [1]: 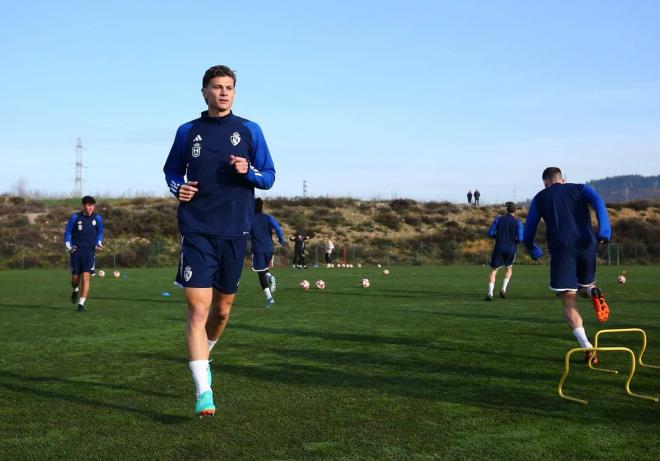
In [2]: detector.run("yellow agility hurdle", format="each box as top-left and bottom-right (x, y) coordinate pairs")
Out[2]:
(557, 346), (659, 404)
(588, 328), (660, 374)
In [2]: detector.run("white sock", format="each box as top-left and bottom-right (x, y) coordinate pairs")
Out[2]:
(189, 359), (211, 397)
(264, 287), (272, 300)
(572, 327), (593, 348)
(208, 339), (218, 352)
(79, 297), (86, 306)
(488, 283), (494, 296)
(502, 278), (510, 292)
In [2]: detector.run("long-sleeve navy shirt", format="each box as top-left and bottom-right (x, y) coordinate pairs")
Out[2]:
(163, 111), (275, 238)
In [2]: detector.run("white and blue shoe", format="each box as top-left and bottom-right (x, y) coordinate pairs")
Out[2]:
(265, 298), (275, 308)
(194, 391), (215, 417)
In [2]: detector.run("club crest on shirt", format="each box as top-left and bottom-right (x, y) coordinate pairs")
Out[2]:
(230, 132), (241, 146)
(184, 266), (192, 282)
(92, 219), (97, 226)
(192, 143), (201, 158)
(77, 221), (82, 231)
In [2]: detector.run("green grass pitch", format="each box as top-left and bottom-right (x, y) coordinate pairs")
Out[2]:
(0, 265), (658, 460)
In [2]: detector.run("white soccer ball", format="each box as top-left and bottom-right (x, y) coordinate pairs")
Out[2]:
(300, 280), (310, 290)
(113, 270), (121, 279)
(383, 269), (390, 276)
(377, 264), (382, 268)
(361, 278), (370, 288)
(357, 263), (362, 268)
(315, 280), (326, 290)
(97, 270), (105, 278)
(617, 274), (627, 284)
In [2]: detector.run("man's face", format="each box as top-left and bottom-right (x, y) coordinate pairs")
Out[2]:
(83, 203), (95, 215)
(202, 76), (235, 115)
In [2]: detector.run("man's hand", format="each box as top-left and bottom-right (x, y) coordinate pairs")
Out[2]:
(95, 244), (103, 252)
(531, 247), (544, 261)
(229, 155), (249, 174)
(69, 245), (78, 254)
(178, 181), (199, 202)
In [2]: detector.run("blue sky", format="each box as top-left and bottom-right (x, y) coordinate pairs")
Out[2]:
(1, 0), (659, 203)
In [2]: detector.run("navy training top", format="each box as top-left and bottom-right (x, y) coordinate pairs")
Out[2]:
(163, 111), (275, 238)
(251, 212), (286, 253)
(523, 183), (611, 258)
(487, 213), (523, 254)
(64, 212), (104, 254)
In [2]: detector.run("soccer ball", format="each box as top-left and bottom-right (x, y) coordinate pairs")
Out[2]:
(357, 263), (362, 268)
(361, 278), (370, 288)
(315, 280), (326, 290)
(300, 280), (310, 290)
(617, 274), (627, 284)
(97, 270), (105, 278)
(113, 270), (121, 279)
(383, 269), (390, 276)
(377, 264), (382, 268)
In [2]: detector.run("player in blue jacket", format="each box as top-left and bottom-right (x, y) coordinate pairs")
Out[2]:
(251, 198), (286, 308)
(485, 202), (523, 301)
(63, 196), (103, 312)
(163, 65), (276, 417)
(524, 167), (611, 365)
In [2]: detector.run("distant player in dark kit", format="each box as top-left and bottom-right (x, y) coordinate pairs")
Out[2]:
(251, 198), (286, 308)
(290, 233), (310, 268)
(473, 189), (481, 206)
(524, 167), (611, 365)
(163, 65), (276, 417)
(485, 202), (523, 301)
(64, 196), (104, 312)
(467, 190), (473, 206)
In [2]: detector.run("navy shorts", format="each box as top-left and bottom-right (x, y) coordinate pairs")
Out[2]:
(70, 252), (96, 274)
(489, 250), (516, 269)
(175, 234), (247, 294)
(549, 245), (596, 291)
(252, 252), (273, 272)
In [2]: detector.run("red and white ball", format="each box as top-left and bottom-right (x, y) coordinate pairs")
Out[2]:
(361, 278), (370, 288)
(383, 269), (390, 276)
(113, 270), (121, 279)
(315, 280), (326, 290)
(300, 280), (310, 290)
(97, 270), (106, 278)
(617, 274), (627, 284)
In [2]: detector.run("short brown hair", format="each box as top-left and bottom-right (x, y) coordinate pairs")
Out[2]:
(202, 65), (236, 88)
(542, 167), (562, 181)
(505, 202), (516, 213)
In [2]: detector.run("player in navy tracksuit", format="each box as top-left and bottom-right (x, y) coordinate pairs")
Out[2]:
(163, 65), (275, 417)
(251, 198), (286, 308)
(63, 196), (104, 313)
(524, 167), (611, 365)
(484, 202), (523, 301)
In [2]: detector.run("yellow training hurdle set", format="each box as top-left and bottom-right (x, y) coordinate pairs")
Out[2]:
(558, 328), (660, 404)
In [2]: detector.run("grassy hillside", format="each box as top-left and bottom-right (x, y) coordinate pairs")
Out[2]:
(1, 195), (660, 269)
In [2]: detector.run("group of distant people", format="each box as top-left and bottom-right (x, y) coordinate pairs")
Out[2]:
(467, 189), (481, 206)
(61, 63), (614, 418)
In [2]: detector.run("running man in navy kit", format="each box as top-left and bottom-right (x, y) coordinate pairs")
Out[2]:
(163, 65), (275, 416)
(64, 196), (103, 313)
(524, 167), (611, 365)
(484, 202), (523, 301)
(251, 198), (286, 308)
